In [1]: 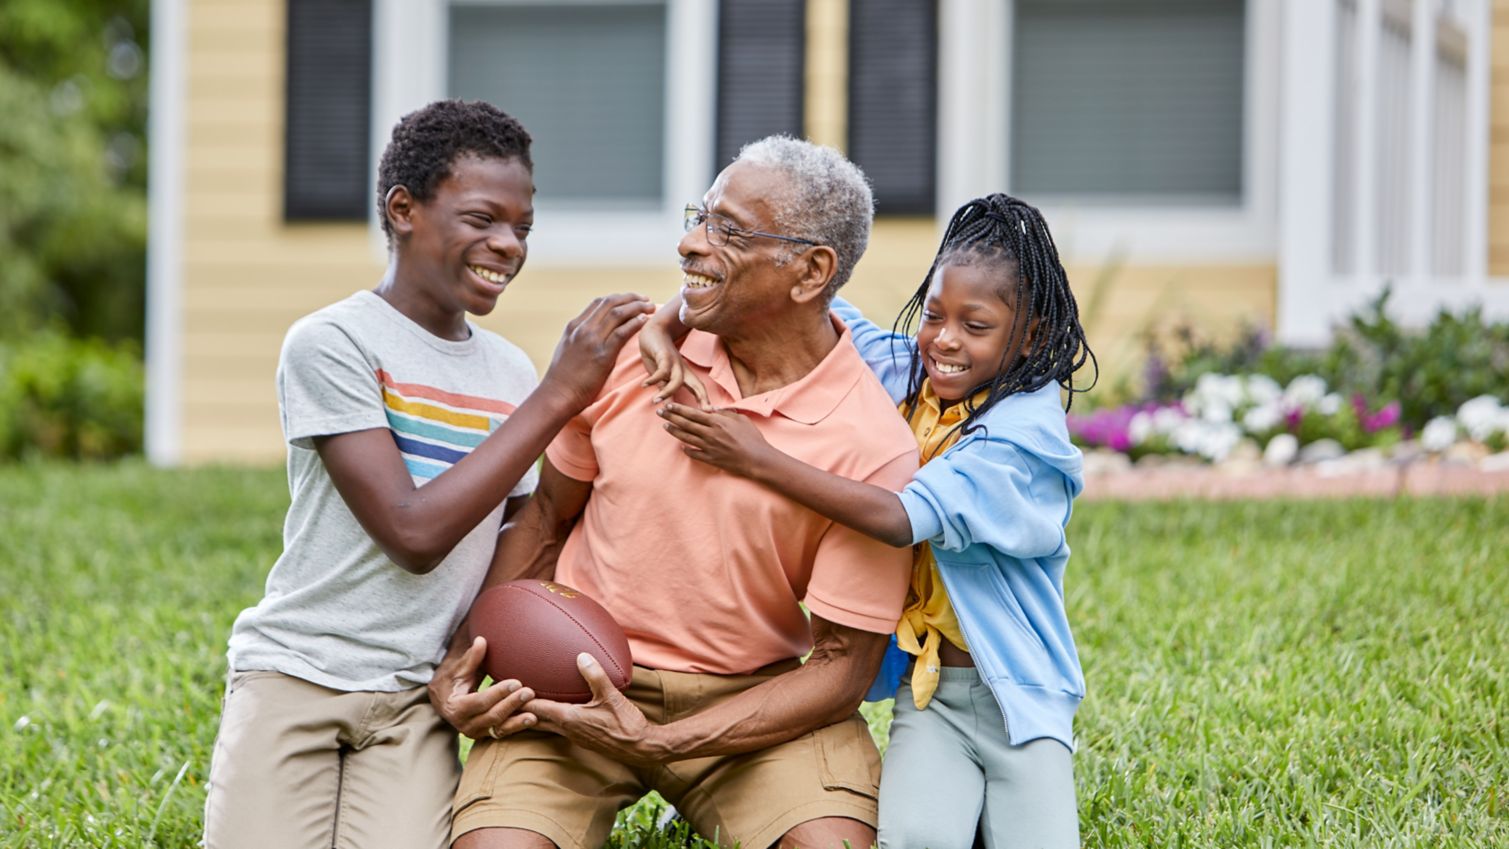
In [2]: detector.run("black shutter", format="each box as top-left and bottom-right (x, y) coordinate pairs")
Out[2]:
(284, 0), (373, 220)
(716, 0), (806, 176)
(848, 0), (937, 215)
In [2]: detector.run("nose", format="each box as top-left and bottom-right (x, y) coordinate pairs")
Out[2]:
(678, 220), (710, 259)
(934, 324), (962, 350)
(487, 228), (524, 260)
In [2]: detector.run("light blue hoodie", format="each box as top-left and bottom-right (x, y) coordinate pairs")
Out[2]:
(833, 298), (1086, 752)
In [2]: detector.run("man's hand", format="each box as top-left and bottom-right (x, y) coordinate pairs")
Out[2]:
(427, 635), (538, 740)
(540, 293), (655, 411)
(657, 403), (773, 479)
(525, 654), (662, 766)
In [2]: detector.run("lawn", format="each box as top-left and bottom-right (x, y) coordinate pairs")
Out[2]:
(1, 462), (1505, 848)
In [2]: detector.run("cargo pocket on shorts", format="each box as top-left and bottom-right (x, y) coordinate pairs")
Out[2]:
(452, 737), (503, 815)
(815, 716), (882, 799)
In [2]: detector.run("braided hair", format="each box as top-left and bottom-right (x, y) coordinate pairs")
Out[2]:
(894, 193), (1097, 434)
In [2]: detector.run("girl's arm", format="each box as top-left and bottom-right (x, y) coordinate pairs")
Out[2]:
(658, 403), (914, 548)
(638, 296), (710, 407)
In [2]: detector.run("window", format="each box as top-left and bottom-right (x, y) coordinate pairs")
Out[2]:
(285, 0), (373, 220)
(448, 2), (668, 207)
(1010, 0), (1246, 203)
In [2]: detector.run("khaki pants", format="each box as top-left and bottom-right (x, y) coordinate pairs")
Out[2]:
(203, 670), (460, 849)
(453, 662), (882, 849)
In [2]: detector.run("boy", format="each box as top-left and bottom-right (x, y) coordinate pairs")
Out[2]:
(202, 100), (651, 849)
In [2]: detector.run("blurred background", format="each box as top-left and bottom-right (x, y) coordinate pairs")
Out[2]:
(2, 0), (1506, 467)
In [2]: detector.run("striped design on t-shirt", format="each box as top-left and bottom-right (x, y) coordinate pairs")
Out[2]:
(377, 369), (517, 481)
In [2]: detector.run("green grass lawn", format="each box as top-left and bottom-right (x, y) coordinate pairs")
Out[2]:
(1, 462), (1505, 848)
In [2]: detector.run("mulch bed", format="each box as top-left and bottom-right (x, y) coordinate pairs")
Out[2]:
(1083, 460), (1509, 501)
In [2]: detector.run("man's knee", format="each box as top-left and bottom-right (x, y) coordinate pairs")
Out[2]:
(452, 827), (557, 849)
(776, 815), (876, 849)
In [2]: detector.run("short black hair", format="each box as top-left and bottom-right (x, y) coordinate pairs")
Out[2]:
(376, 99), (533, 241)
(895, 193), (1098, 435)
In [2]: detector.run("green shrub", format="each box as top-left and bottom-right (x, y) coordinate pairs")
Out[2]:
(0, 330), (143, 459)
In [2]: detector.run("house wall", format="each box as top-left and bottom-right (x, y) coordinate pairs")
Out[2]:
(1492, 0), (1509, 275)
(172, 0), (1319, 463)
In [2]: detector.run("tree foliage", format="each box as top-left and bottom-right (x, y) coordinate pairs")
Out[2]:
(0, 0), (150, 343)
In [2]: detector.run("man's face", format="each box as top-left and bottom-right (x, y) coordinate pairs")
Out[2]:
(403, 154), (534, 318)
(677, 161), (801, 338)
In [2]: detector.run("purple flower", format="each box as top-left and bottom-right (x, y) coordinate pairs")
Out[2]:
(1362, 401), (1401, 433)
(1285, 407), (1304, 431)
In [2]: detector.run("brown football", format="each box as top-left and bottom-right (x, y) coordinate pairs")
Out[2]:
(466, 579), (632, 703)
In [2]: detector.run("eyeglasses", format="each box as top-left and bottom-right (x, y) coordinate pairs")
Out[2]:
(683, 204), (820, 248)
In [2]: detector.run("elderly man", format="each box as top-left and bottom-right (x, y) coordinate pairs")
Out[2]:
(430, 137), (920, 849)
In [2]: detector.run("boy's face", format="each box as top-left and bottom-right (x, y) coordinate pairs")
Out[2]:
(399, 154), (535, 319)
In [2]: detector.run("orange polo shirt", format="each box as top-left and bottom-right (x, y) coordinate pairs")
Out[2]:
(545, 316), (921, 675)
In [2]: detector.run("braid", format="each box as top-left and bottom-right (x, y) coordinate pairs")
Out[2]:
(892, 194), (1098, 435)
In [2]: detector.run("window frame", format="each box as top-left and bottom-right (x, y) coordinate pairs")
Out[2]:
(937, 0), (1280, 263)
(369, 0), (716, 264)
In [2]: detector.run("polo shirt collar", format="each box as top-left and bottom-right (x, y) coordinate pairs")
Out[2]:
(679, 313), (863, 425)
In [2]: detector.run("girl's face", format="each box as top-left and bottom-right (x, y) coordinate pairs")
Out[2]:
(916, 263), (1033, 402)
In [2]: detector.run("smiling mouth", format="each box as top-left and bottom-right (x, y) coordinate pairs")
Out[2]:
(683, 272), (719, 290)
(930, 357), (968, 375)
(469, 265), (512, 285)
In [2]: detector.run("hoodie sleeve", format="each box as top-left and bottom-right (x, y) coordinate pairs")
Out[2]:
(896, 435), (1072, 560)
(830, 297), (915, 402)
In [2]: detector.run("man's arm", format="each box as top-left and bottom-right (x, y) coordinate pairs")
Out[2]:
(427, 459), (594, 738)
(525, 614), (889, 766)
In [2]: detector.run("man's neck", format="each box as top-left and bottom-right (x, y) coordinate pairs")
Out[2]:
(720, 307), (839, 398)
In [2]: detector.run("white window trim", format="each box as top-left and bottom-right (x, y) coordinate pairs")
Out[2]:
(370, 0), (716, 266)
(938, 0), (1280, 265)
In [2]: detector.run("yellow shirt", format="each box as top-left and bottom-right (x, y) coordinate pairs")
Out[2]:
(895, 382), (988, 709)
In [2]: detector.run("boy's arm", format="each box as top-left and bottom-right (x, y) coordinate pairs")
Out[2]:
(659, 403), (915, 547)
(317, 294), (648, 575)
(525, 613), (890, 765)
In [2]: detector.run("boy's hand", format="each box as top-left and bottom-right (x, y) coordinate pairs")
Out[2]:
(657, 403), (771, 479)
(639, 323), (710, 408)
(542, 293), (655, 411)
(427, 635), (537, 740)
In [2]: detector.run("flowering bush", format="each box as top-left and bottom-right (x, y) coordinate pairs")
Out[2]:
(1071, 373), (1417, 463)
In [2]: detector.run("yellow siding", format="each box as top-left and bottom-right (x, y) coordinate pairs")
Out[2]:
(180, 0), (380, 463)
(805, 0), (849, 150)
(1492, 0), (1509, 275)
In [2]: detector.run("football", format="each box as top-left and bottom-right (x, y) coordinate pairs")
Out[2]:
(466, 579), (633, 703)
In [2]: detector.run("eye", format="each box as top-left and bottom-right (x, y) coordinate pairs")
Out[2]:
(464, 212), (492, 227)
(965, 322), (994, 333)
(514, 224), (533, 238)
(921, 310), (943, 322)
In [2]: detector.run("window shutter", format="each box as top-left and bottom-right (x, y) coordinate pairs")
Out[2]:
(716, 0), (806, 174)
(284, 0), (373, 220)
(1011, 0), (1245, 200)
(848, 0), (937, 215)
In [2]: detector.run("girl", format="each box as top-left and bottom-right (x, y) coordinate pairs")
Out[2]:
(642, 193), (1096, 849)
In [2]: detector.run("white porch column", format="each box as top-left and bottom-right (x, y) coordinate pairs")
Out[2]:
(1408, 0), (1435, 278)
(145, 0), (187, 466)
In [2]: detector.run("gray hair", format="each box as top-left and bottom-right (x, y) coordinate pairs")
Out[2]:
(734, 135), (874, 295)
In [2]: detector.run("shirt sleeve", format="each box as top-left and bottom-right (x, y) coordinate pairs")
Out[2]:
(543, 412), (598, 482)
(897, 436), (1072, 560)
(803, 450), (920, 634)
(830, 297), (916, 402)
(277, 318), (389, 449)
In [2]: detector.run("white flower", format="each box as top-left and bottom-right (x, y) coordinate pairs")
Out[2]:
(1456, 395), (1504, 442)
(1199, 422), (1244, 461)
(1420, 416), (1459, 453)
(1128, 411), (1152, 445)
(1152, 407), (1187, 432)
(1283, 374), (1328, 408)
(1317, 393), (1343, 416)
(1244, 374), (1282, 406)
(1263, 433), (1299, 466)
(1241, 403), (1283, 434)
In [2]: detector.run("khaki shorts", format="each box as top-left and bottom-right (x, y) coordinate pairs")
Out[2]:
(204, 671), (460, 849)
(452, 662), (881, 849)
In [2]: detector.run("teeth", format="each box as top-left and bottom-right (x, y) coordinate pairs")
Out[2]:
(683, 273), (718, 289)
(933, 359), (967, 374)
(470, 265), (509, 284)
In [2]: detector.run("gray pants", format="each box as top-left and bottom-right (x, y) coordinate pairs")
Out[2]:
(878, 667), (1079, 849)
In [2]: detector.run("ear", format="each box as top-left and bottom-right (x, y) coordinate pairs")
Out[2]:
(1018, 315), (1042, 357)
(789, 245), (839, 306)
(385, 185), (417, 239)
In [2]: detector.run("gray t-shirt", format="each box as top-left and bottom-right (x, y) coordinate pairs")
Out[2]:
(227, 290), (539, 691)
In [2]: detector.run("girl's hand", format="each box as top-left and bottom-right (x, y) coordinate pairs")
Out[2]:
(639, 323), (710, 408)
(658, 403), (770, 479)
